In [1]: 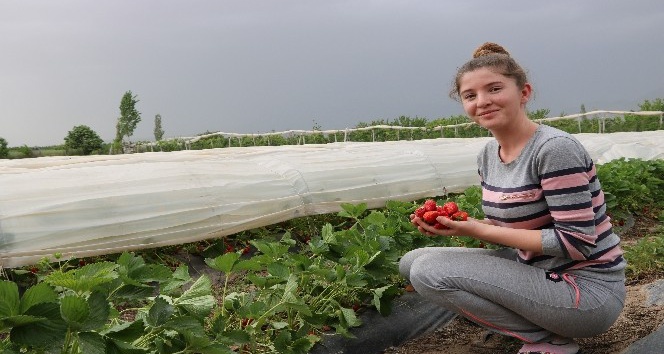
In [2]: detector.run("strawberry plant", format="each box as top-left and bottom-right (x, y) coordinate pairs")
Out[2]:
(597, 158), (664, 222)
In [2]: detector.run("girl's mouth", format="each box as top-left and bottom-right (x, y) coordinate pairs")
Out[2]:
(478, 109), (498, 117)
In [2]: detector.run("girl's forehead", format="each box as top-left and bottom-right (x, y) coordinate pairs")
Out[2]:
(460, 68), (508, 86)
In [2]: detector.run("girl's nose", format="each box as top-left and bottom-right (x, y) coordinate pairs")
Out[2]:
(476, 93), (491, 107)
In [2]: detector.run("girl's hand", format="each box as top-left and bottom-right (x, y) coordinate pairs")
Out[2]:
(412, 214), (478, 238)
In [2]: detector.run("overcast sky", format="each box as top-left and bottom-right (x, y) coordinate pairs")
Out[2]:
(2, 1), (663, 147)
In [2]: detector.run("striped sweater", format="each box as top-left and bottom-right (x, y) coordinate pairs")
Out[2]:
(477, 124), (626, 281)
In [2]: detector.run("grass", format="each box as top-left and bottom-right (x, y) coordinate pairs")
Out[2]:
(623, 224), (664, 282)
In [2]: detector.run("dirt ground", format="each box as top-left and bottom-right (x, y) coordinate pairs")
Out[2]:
(383, 215), (664, 354)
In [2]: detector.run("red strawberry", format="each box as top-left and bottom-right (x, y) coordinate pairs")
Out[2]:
(451, 211), (468, 221)
(241, 318), (253, 328)
(433, 222), (448, 230)
(423, 199), (437, 212)
(422, 211), (440, 224)
(442, 202), (459, 215)
(414, 206), (426, 218)
(436, 206), (449, 216)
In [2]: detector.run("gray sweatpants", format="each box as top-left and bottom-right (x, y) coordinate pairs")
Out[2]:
(399, 247), (626, 343)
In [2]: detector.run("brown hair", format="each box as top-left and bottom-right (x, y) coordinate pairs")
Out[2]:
(449, 42), (529, 101)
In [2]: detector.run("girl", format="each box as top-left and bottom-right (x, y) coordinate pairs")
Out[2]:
(399, 42), (626, 354)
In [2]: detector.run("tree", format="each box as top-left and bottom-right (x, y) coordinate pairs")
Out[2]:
(153, 114), (165, 141)
(580, 104), (587, 117)
(527, 108), (550, 120)
(0, 137), (8, 158)
(638, 98), (664, 111)
(115, 90), (141, 143)
(65, 125), (104, 155)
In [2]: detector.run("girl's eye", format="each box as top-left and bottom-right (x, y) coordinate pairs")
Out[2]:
(490, 86), (502, 92)
(463, 93), (476, 100)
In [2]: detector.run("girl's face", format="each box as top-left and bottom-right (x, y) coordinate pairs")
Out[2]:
(458, 67), (531, 132)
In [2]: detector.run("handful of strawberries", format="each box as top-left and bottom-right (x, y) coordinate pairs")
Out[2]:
(414, 199), (468, 229)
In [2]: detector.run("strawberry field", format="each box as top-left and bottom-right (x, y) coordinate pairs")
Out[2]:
(1, 156), (663, 353)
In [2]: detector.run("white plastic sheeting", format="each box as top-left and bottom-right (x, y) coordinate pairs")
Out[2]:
(1, 130), (663, 268)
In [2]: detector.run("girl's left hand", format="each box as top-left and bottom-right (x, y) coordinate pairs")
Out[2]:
(411, 214), (478, 238)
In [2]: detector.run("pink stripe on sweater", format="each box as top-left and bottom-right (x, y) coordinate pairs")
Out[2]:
(483, 188), (542, 204)
(491, 214), (552, 230)
(550, 208), (595, 222)
(541, 172), (589, 190)
(592, 192), (605, 207)
(568, 246), (624, 270)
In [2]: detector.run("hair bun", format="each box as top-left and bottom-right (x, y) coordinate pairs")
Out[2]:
(472, 42), (510, 58)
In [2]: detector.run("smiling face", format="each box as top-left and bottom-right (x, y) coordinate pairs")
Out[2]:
(458, 67), (531, 133)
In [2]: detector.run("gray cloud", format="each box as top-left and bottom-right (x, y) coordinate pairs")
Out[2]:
(1, 0), (663, 146)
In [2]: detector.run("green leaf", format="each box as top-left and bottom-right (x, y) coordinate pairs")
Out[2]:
(197, 344), (235, 354)
(117, 252), (146, 286)
(237, 301), (266, 318)
(290, 335), (318, 354)
(103, 320), (146, 343)
(250, 240), (290, 258)
(45, 261), (118, 293)
(233, 259), (262, 272)
(83, 291), (111, 331)
(281, 274), (298, 303)
(106, 337), (149, 354)
(338, 202), (367, 219)
(112, 284), (154, 301)
(160, 265), (191, 295)
(174, 275), (215, 319)
(60, 295), (90, 330)
(345, 273), (368, 287)
(147, 296), (174, 327)
(205, 252), (241, 273)
(10, 302), (67, 348)
(372, 285), (399, 316)
(0, 314), (47, 331)
(220, 329), (251, 344)
(245, 273), (267, 288)
(321, 223), (336, 244)
(271, 321), (289, 329)
(364, 210), (387, 225)
(267, 263), (290, 280)
(340, 306), (361, 327)
(19, 282), (58, 314)
(137, 264), (173, 283)
(163, 316), (209, 348)
(284, 299), (312, 317)
(273, 331), (292, 353)
(0, 281), (20, 317)
(78, 331), (106, 354)
(307, 237), (329, 254)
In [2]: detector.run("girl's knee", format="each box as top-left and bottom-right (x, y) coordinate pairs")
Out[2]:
(398, 249), (420, 279)
(408, 254), (444, 291)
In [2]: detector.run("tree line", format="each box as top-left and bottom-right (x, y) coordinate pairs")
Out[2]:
(1, 97), (663, 159)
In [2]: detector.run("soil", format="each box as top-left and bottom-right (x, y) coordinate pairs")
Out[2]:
(382, 215), (664, 354)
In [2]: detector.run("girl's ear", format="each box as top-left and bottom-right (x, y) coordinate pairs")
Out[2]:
(520, 83), (532, 105)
